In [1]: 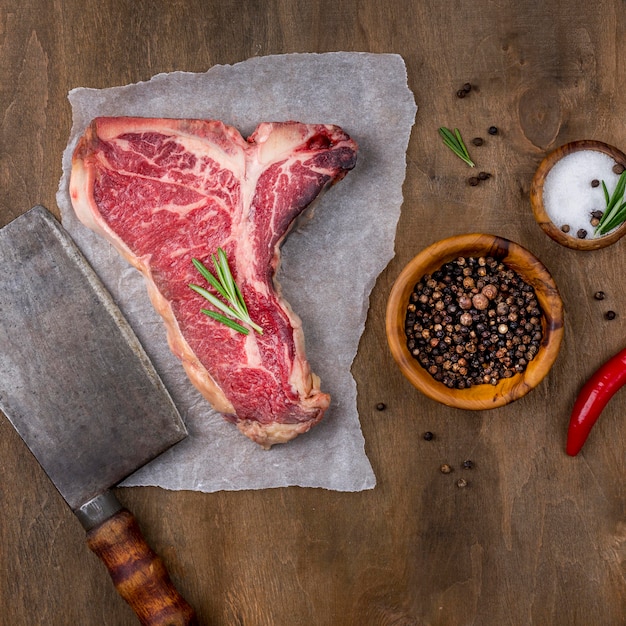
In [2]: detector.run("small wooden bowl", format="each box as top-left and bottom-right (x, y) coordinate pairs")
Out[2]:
(385, 234), (564, 410)
(530, 140), (626, 250)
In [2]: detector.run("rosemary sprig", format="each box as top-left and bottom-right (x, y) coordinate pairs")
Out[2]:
(596, 170), (626, 235)
(438, 127), (475, 167)
(189, 248), (263, 336)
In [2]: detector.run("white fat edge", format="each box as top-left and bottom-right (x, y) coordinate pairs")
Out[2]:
(70, 155), (139, 269)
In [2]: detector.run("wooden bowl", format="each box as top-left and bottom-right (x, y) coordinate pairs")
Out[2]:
(385, 234), (564, 410)
(530, 140), (626, 250)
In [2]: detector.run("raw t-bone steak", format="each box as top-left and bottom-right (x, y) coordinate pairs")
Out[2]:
(69, 117), (357, 448)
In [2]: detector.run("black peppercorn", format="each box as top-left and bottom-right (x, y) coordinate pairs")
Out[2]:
(472, 137), (484, 146)
(463, 82), (472, 92)
(577, 229), (588, 239)
(594, 291), (606, 300)
(605, 310), (617, 320)
(376, 402), (386, 411)
(462, 460), (474, 469)
(591, 179), (600, 188)
(478, 171), (491, 180)
(456, 89), (466, 98)
(613, 163), (625, 175)
(403, 255), (543, 388)
(488, 126), (498, 135)
(561, 224), (570, 233)
(423, 431), (434, 441)
(468, 177), (480, 186)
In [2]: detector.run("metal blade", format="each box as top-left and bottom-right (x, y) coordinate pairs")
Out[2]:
(0, 206), (187, 511)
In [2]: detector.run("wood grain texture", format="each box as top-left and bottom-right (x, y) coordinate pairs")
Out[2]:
(86, 510), (197, 626)
(2, 1), (626, 624)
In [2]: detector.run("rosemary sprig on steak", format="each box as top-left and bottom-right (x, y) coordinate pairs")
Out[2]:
(190, 248), (263, 335)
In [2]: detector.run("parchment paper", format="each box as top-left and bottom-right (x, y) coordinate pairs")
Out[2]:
(56, 52), (417, 493)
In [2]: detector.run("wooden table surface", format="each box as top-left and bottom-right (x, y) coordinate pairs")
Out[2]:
(2, 1), (626, 624)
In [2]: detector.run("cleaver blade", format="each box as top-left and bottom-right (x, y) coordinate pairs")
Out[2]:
(0, 206), (196, 626)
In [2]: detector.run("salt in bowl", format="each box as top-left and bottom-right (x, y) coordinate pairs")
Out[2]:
(530, 140), (626, 251)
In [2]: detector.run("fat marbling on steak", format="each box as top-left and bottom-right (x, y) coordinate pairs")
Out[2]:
(69, 117), (357, 448)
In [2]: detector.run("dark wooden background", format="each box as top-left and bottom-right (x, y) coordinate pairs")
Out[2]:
(2, 1), (626, 624)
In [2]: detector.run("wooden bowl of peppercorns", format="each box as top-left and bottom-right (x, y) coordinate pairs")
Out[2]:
(385, 234), (564, 410)
(530, 140), (626, 250)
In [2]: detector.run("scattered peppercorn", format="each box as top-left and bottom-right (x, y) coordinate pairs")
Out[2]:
(462, 460), (474, 469)
(613, 163), (625, 175)
(591, 179), (600, 188)
(488, 126), (498, 135)
(478, 171), (491, 180)
(376, 402), (386, 411)
(594, 291), (606, 300)
(590, 217), (600, 227)
(457, 478), (468, 488)
(472, 137), (484, 147)
(561, 224), (570, 233)
(468, 176), (480, 186)
(463, 82), (472, 93)
(404, 255), (544, 388)
(423, 431), (434, 441)
(591, 210), (604, 219)
(605, 310), (617, 320)
(440, 464), (452, 474)
(456, 89), (467, 98)
(577, 229), (588, 239)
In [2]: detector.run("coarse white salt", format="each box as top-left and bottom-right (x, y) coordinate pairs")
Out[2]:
(542, 149), (622, 238)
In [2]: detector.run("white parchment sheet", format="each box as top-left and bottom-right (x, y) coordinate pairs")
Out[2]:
(57, 52), (417, 492)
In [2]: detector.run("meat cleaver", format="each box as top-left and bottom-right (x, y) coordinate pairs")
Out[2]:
(0, 206), (197, 626)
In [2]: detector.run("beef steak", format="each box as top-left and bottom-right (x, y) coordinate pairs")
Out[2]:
(69, 117), (357, 448)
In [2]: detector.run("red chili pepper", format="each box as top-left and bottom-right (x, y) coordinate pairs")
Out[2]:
(566, 346), (626, 456)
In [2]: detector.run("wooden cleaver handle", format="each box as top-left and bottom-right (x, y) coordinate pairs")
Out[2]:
(86, 508), (197, 626)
